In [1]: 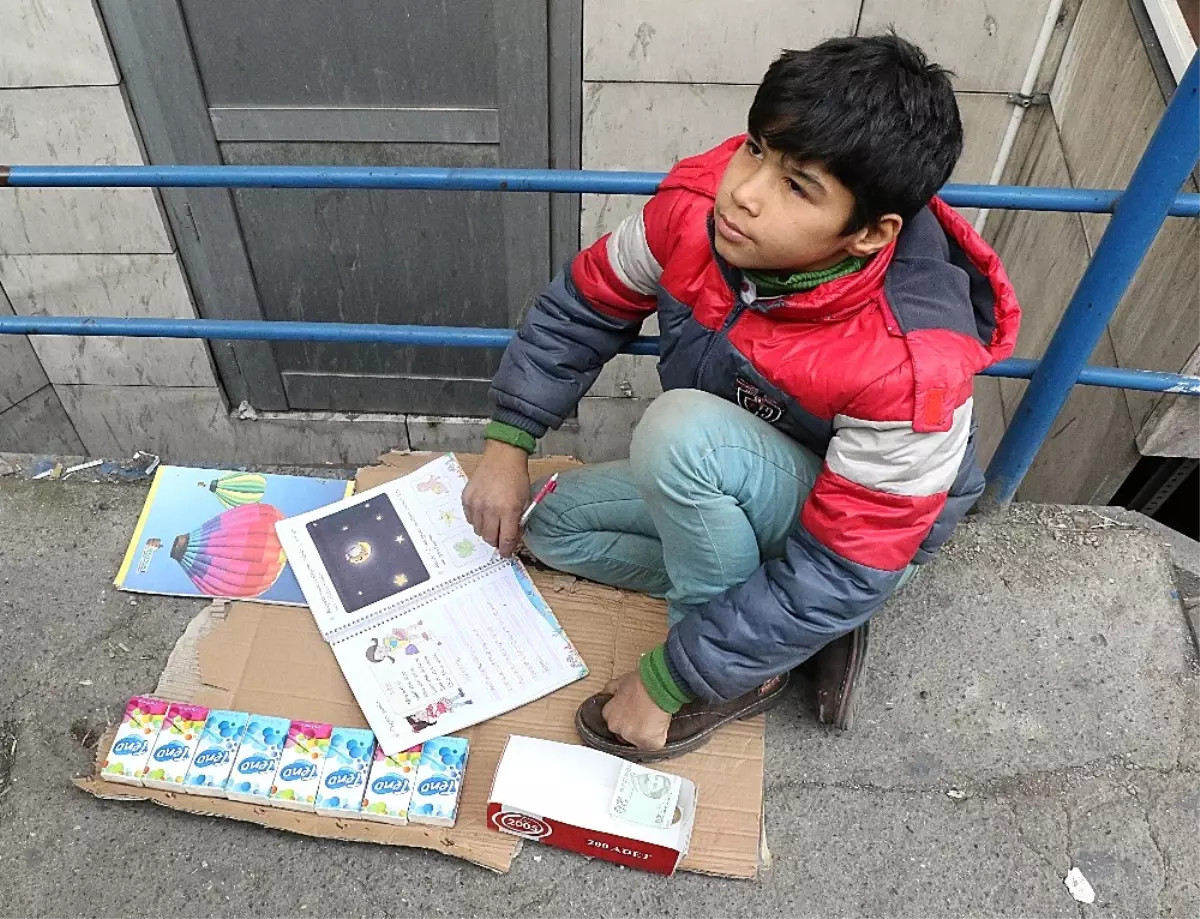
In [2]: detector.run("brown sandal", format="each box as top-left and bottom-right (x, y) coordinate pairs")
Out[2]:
(801, 622), (871, 730)
(574, 672), (791, 762)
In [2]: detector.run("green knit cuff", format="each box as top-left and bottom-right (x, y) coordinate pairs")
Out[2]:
(639, 644), (693, 714)
(484, 419), (537, 454)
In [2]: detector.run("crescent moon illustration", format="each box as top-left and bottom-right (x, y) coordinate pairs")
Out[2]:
(346, 540), (372, 564)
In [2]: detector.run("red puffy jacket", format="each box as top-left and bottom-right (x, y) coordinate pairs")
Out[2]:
(490, 137), (1021, 701)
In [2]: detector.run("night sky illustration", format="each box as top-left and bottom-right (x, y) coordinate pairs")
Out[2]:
(306, 497), (431, 613)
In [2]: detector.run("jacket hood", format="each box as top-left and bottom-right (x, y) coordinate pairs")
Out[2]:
(661, 136), (1021, 374)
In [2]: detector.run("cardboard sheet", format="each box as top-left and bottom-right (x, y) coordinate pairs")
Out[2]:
(76, 451), (765, 878)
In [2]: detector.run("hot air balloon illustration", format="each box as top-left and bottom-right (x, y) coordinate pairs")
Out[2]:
(170, 503), (287, 598)
(199, 471), (268, 510)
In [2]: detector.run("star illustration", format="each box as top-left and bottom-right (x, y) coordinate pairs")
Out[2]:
(394, 535), (406, 545)
(393, 573), (409, 588)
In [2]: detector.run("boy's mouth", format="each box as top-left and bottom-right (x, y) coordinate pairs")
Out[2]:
(715, 210), (751, 245)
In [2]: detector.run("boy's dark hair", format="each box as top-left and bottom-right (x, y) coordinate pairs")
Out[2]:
(748, 33), (963, 232)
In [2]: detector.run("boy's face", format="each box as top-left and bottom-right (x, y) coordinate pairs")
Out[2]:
(713, 137), (900, 272)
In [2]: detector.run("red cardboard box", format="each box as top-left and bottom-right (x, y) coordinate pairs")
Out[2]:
(486, 736), (698, 876)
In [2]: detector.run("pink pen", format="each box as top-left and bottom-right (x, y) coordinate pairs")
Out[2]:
(518, 473), (559, 527)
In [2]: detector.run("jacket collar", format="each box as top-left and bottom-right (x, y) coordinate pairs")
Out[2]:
(707, 213), (894, 323)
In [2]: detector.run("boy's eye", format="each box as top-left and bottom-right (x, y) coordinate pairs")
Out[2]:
(745, 139), (763, 159)
(785, 177), (807, 198)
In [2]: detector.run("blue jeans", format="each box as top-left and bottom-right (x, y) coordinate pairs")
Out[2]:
(525, 389), (915, 629)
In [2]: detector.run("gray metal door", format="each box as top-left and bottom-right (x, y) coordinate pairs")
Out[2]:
(100, 0), (579, 415)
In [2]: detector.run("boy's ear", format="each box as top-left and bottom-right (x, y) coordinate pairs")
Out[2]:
(845, 214), (903, 257)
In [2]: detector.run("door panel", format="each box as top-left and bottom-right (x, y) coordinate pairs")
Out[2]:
(223, 142), (505, 413)
(180, 0), (499, 107)
(104, 0), (567, 415)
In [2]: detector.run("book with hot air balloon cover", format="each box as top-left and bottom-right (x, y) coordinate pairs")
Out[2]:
(114, 467), (354, 605)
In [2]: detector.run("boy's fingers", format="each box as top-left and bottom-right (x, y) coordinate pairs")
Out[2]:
(600, 703), (627, 741)
(469, 511), (486, 541)
(463, 492), (482, 535)
(476, 512), (501, 549)
(497, 513), (520, 558)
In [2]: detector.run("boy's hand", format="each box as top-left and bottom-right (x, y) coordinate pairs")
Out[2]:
(601, 671), (672, 751)
(463, 440), (531, 558)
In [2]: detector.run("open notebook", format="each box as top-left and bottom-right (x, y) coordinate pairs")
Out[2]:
(275, 453), (588, 756)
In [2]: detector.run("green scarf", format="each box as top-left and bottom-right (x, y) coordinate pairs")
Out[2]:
(742, 254), (868, 296)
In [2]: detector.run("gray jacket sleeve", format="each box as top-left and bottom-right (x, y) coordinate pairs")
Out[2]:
(488, 265), (648, 437)
(664, 386), (976, 703)
(666, 525), (906, 702)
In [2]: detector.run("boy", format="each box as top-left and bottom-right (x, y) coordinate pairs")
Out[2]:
(463, 34), (1019, 761)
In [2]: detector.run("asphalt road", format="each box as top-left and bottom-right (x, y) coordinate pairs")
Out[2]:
(0, 477), (1195, 917)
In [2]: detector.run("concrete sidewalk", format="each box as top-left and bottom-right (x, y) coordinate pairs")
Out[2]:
(0, 473), (1195, 918)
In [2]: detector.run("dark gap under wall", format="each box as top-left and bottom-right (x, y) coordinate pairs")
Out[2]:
(1113, 456), (1199, 539)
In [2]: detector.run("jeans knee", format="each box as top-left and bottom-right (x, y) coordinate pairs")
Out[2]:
(520, 518), (554, 567)
(520, 476), (571, 563)
(630, 389), (719, 486)
(522, 511), (560, 568)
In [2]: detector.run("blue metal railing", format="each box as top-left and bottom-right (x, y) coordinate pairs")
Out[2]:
(985, 53), (1200, 503)
(0, 53), (1196, 503)
(6, 164), (1199, 216)
(1, 316), (1197, 398)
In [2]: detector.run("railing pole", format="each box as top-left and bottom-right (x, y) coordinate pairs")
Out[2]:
(2, 164), (1198, 217)
(983, 52), (1200, 506)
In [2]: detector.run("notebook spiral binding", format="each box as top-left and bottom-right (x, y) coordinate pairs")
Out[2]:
(328, 555), (516, 645)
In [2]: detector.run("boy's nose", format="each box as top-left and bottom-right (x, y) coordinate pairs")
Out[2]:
(730, 180), (763, 217)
